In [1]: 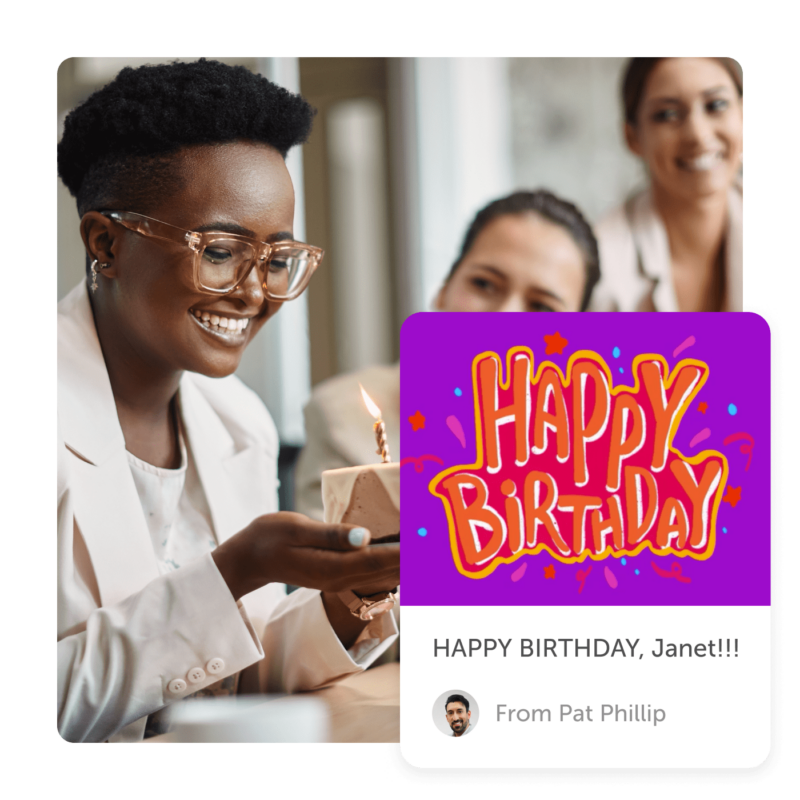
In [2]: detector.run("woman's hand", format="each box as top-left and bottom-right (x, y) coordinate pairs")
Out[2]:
(211, 512), (400, 602)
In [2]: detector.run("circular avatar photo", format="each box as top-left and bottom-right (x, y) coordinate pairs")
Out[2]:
(432, 690), (479, 738)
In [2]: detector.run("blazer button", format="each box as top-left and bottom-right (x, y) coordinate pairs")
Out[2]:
(167, 678), (187, 694)
(187, 667), (206, 685)
(206, 658), (225, 675)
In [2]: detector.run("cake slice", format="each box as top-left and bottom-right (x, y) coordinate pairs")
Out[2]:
(322, 463), (399, 542)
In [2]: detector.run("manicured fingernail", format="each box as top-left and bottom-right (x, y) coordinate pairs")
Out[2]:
(348, 528), (368, 546)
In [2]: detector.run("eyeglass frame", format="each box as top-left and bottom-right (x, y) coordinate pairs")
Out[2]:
(100, 210), (324, 300)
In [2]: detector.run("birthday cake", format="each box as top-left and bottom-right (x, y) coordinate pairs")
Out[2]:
(322, 463), (400, 541)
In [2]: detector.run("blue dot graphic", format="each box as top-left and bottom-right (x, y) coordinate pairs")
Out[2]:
(454, 388), (463, 397)
(621, 558), (627, 566)
(728, 404), (738, 416)
(612, 347), (621, 358)
(634, 569), (640, 576)
(722, 527), (728, 534)
(619, 367), (624, 374)
(417, 528), (428, 537)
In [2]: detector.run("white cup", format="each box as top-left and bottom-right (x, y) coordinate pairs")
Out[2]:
(169, 695), (329, 743)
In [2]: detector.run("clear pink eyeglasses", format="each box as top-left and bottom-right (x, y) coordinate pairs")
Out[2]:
(103, 210), (324, 300)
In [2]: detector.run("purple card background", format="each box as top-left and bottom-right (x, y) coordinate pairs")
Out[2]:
(400, 312), (770, 606)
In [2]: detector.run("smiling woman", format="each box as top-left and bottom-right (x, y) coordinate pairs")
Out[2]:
(592, 57), (744, 312)
(81, 143), (301, 394)
(57, 59), (399, 743)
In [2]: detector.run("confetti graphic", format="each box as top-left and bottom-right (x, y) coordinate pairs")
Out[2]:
(543, 331), (568, 355)
(400, 454), (444, 473)
(604, 566), (618, 589)
(689, 428), (711, 448)
(673, 335), (696, 358)
(510, 563), (527, 582)
(408, 410), (426, 431)
(576, 566), (592, 594)
(723, 432), (755, 471)
(722, 485), (742, 508)
(651, 561), (692, 584)
(445, 415), (466, 448)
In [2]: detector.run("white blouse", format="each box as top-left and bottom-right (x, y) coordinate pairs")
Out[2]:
(127, 423), (217, 575)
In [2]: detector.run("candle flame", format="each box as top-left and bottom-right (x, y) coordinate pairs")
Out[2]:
(359, 383), (382, 419)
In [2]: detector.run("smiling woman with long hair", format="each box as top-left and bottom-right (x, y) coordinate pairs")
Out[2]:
(57, 59), (399, 742)
(592, 57), (743, 312)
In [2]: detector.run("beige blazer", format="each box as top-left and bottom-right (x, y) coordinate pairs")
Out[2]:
(58, 283), (397, 742)
(294, 364), (400, 521)
(591, 184), (743, 312)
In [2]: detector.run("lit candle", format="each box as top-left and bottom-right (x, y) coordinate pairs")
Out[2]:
(359, 383), (392, 464)
(321, 384), (399, 541)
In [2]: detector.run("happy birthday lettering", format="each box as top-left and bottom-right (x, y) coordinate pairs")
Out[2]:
(430, 348), (728, 579)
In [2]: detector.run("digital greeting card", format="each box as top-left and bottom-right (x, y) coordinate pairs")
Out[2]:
(399, 313), (770, 769)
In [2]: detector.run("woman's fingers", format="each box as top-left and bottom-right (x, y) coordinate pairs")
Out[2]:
(289, 515), (373, 551)
(293, 544), (400, 591)
(372, 532), (400, 544)
(218, 513), (399, 597)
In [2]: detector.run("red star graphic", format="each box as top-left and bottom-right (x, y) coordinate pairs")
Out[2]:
(544, 564), (556, 579)
(408, 410), (426, 431)
(722, 485), (742, 509)
(543, 331), (568, 355)
(698, 402), (708, 414)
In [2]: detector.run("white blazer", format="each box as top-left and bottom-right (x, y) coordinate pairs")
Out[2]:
(591, 184), (743, 312)
(57, 283), (397, 742)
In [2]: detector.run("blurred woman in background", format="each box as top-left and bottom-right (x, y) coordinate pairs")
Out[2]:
(295, 189), (600, 520)
(592, 57), (743, 312)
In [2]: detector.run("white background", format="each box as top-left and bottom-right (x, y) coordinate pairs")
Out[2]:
(402, 607), (770, 768)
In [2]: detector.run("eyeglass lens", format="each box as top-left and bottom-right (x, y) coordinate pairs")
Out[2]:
(198, 239), (314, 297)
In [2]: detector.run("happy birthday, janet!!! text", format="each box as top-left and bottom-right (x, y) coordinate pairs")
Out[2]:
(433, 637), (740, 659)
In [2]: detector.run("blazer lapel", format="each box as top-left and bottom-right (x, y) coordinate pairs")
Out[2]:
(724, 184), (743, 312)
(58, 283), (159, 607)
(69, 451), (160, 606)
(630, 190), (679, 312)
(179, 374), (276, 545)
(58, 284), (125, 466)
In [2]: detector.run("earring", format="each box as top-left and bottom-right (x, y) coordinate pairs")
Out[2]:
(90, 260), (109, 293)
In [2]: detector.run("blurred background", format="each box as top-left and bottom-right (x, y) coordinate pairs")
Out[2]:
(57, 57), (645, 500)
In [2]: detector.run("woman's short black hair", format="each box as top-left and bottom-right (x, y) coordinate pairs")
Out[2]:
(446, 189), (600, 311)
(58, 59), (315, 216)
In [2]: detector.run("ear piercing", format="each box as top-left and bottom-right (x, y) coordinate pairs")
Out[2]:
(90, 260), (110, 293)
